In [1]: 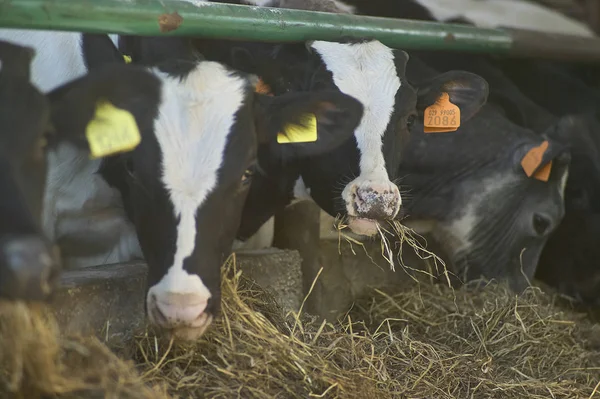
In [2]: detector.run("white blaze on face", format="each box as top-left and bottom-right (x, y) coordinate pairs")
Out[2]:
(436, 173), (521, 256)
(146, 62), (247, 332)
(310, 40), (402, 230)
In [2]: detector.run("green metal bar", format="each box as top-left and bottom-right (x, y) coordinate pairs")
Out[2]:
(0, 0), (511, 51)
(1, 0), (600, 62)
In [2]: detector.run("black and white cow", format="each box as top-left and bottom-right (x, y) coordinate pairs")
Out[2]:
(0, 39), (161, 301)
(341, 0), (597, 293)
(342, 0), (595, 37)
(190, 0), (489, 245)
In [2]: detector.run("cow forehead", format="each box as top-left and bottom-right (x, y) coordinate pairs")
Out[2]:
(152, 61), (247, 211)
(151, 61), (248, 270)
(310, 40), (401, 178)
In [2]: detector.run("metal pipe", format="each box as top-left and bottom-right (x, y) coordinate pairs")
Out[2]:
(1, 0), (600, 62)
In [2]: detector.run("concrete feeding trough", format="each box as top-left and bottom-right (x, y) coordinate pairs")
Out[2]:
(51, 249), (303, 340)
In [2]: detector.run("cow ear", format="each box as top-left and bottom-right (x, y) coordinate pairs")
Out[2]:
(230, 46), (258, 73)
(0, 40), (35, 80)
(45, 64), (161, 158)
(81, 34), (126, 71)
(514, 138), (570, 178)
(393, 49), (409, 77)
(415, 71), (489, 123)
(118, 35), (200, 66)
(253, 90), (363, 159)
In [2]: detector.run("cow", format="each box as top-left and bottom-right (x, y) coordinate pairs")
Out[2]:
(340, 0), (599, 295)
(0, 39), (162, 301)
(400, 55), (571, 292)
(189, 0), (490, 247)
(85, 33), (366, 340)
(493, 59), (600, 304)
(375, 0), (600, 303)
(396, 50), (600, 302)
(340, 0), (595, 37)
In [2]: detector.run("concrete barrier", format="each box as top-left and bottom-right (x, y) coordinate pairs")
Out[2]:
(51, 249), (303, 340)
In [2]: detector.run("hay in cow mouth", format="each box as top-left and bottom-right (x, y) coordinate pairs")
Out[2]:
(0, 257), (599, 398)
(333, 214), (452, 285)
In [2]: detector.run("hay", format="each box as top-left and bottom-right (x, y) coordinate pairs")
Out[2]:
(133, 257), (600, 399)
(333, 217), (453, 287)
(351, 282), (600, 398)
(0, 301), (165, 399)
(0, 256), (598, 398)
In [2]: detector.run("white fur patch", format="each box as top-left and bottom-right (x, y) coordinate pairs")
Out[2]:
(311, 41), (402, 218)
(242, 0), (355, 13)
(293, 176), (312, 200)
(414, 0), (595, 38)
(435, 173), (519, 254)
(0, 30), (88, 91)
(311, 40), (400, 184)
(147, 61), (247, 301)
(558, 165), (569, 201)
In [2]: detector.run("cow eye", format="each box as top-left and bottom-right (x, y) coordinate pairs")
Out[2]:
(241, 167), (255, 184)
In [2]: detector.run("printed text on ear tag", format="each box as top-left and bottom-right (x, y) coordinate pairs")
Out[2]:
(423, 92), (461, 133)
(86, 101), (141, 159)
(277, 113), (318, 144)
(521, 140), (553, 182)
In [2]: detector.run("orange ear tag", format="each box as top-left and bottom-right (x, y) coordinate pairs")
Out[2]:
(255, 78), (273, 96)
(521, 140), (552, 182)
(423, 92), (461, 133)
(533, 160), (552, 182)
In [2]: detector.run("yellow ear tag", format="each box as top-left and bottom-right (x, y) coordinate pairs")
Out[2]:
(123, 54), (132, 64)
(423, 92), (461, 133)
(85, 101), (141, 159)
(276, 113), (318, 144)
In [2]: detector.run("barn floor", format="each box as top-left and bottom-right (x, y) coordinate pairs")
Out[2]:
(0, 224), (599, 399)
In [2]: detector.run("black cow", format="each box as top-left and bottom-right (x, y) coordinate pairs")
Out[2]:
(0, 39), (162, 301)
(494, 59), (600, 304)
(341, 0), (598, 296)
(396, 56), (571, 291)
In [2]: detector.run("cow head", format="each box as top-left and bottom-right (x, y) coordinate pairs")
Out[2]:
(400, 106), (571, 292)
(84, 34), (361, 340)
(199, 38), (414, 237)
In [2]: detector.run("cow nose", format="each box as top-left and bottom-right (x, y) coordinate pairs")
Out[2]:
(0, 236), (59, 301)
(353, 183), (401, 220)
(149, 292), (213, 341)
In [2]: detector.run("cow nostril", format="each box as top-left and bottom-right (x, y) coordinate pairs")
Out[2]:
(533, 213), (552, 236)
